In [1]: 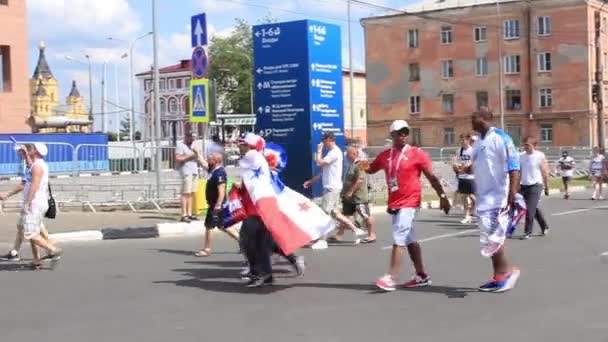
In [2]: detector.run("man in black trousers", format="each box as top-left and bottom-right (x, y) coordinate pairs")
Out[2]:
(518, 136), (550, 239)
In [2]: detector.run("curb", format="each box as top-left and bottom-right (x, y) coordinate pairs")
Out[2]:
(44, 185), (593, 244)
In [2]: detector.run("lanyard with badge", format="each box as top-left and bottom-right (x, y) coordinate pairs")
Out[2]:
(388, 145), (409, 192)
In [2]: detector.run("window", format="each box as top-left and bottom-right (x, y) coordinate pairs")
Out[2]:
(410, 96), (421, 114)
(408, 29), (419, 48)
(409, 63), (420, 81)
(506, 90), (522, 110)
(538, 16), (552, 36)
(442, 94), (454, 113)
(540, 124), (553, 143)
(176, 78), (183, 89)
(160, 99), (166, 114)
(159, 79), (166, 90)
(168, 79), (176, 90)
(441, 26), (453, 44)
(144, 80), (150, 91)
(0, 46), (11, 92)
(539, 88), (553, 107)
(441, 60), (454, 79)
(538, 52), (552, 72)
(443, 127), (456, 145)
(474, 26), (487, 42)
(476, 91), (489, 110)
(507, 125), (522, 146)
(411, 128), (422, 146)
(504, 19), (520, 39)
(476, 57), (488, 76)
(504, 55), (521, 74)
(169, 98), (178, 113)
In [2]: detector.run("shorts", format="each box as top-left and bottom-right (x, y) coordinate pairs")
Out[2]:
(17, 208), (46, 240)
(389, 207), (417, 247)
(478, 208), (509, 258)
(321, 189), (341, 216)
(342, 200), (371, 219)
(204, 209), (224, 230)
(181, 174), (199, 194)
(562, 176), (572, 182)
(457, 178), (475, 194)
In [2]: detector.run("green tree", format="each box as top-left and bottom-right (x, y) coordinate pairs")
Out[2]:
(207, 18), (253, 114)
(120, 115), (131, 140)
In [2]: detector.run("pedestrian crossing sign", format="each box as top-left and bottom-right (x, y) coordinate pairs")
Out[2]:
(190, 78), (209, 123)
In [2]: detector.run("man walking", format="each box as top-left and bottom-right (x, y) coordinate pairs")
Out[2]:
(175, 133), (203, 222)
(518, 136), (550, 239)
(304, 132), (361, 249)
(452, 134), (476, 224)
(470, 109), (521, 293)
(195, 152), (240, 257)
(332, 145), (376, 243)
(365, 120), (451, 292)
(557, 151), (576, 199)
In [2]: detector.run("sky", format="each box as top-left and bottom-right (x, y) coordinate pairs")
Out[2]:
(26, 0), (422, 132)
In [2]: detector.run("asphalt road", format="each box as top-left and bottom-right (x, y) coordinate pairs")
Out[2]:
(1, 191), (607, 342)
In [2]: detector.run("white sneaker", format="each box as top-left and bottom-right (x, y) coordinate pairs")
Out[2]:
(311, 240), (329, 250)
(460, 216), (473, 224)
(353, 227), (366, 237)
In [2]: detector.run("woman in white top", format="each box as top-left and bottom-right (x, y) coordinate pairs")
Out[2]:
(518, 137), (550, 239)
(590, 147), (605, 200)
(23, 143), (62, 268)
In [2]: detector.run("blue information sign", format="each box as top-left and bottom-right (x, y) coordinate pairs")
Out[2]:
(191, 13), (208, 47)
(253, 20), (344, 197)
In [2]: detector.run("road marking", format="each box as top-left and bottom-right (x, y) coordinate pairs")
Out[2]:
(381, 229), (478, 250)
(601, 252), (608, 264)
(551, 205), (608, 217)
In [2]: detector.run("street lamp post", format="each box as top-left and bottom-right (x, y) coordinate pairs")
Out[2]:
(66, 55), (94, 126)
(108, 31), (153, 142)
(152, 0), (161, 198)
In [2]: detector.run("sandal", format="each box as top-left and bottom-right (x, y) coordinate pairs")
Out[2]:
(194, 249), (211, 257)
(360, 237), (377, 244)
(326, 236), (343, 243)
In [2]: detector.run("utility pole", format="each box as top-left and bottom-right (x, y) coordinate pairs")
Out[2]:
(101, 62), (106, 133)
(496, 0), (505, 130)
(347, 0), (356, 140)
(152, 0), (162, 198)
(595, 11), (606, 150)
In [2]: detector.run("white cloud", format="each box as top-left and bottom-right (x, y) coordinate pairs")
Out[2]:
(196, 0), (246, 13)
(28, 0), (142, 40)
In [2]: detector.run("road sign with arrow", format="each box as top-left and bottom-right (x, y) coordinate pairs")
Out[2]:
(191, 13), (207, 47)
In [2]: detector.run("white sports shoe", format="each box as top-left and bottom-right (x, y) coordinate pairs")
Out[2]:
(353, 227), (366, 237)
(311, 240), (329, 250)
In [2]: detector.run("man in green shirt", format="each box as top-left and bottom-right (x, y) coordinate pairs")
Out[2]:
(333, 145), (376, 243)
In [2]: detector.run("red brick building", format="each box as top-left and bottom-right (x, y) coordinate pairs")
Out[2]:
(362, 0), (608, 147)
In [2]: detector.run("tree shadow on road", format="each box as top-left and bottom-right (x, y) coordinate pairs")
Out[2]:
(0, 262), (37, 272)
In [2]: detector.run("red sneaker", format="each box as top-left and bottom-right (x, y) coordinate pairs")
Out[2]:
(403, 274), (432, 288)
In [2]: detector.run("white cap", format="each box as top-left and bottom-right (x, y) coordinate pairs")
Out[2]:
(238, 133), (265, 151)
(389, 120), (409, 132)
(33, 142), (48, 157)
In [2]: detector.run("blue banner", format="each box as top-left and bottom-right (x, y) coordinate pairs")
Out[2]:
(253, 20), (344, 197)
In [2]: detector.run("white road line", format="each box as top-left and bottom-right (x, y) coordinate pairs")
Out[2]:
(381, 229), (478, 250)
(551, 204), (608, 216)
(600, 252), (608, 264)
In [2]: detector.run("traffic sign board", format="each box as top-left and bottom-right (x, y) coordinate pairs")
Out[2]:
(190, 78), (209, 123)
(191, 13), (207, 47)
(192, 46), (208, 79)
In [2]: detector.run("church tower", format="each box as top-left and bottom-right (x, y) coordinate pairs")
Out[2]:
(65, 80), (90, 133)
(30, 41), (59, 132)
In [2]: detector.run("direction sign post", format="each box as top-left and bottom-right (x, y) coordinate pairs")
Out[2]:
(191, 13), (208, 48)
(253, 20), (344, 197)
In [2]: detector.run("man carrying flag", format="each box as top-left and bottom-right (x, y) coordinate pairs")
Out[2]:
(237, 133), (334, 287)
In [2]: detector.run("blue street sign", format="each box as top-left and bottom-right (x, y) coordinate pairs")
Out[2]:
(191, 13), (207, 47)
(253, 20), (344, 197)
(192, 46), (208, 79)
(190, 79), (209, 123)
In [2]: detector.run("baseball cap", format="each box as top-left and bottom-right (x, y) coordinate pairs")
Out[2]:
(33, 142), (48, 157)
(389, 120), (409, 132)
(238, 133), (265, 151)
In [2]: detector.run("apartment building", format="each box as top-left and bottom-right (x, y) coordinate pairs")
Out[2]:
(362, 0), (608, 147)
(0, 0), (30, 133)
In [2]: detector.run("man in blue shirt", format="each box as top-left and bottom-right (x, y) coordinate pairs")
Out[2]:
(470, 109), (521, 293)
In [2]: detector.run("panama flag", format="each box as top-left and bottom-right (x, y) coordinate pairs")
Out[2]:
(240, 150), (335, 255)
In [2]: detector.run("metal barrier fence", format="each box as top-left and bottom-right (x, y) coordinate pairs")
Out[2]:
(0, 141), (75, 175)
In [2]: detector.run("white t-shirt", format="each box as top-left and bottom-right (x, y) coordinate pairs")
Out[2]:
(472, 127), (520, 211)
(321, 146), (343, 191)
(24, 159), (49, 211)
(520, 150), (546, 186)
(558, 156), (575, 178)
(175, 142), (199, 176)
(590, 155), (605, 176)
(456, 146), (475, 180)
